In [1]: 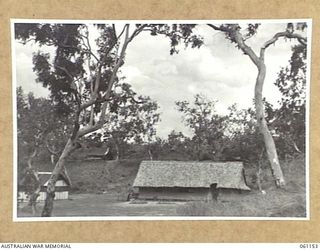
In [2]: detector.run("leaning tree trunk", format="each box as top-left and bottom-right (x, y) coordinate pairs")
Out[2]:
(255, 63), (285, 187)
(29, 174), (40, 215)
(41, 139), (77, 217)
(40, 24), (136, 216)
(26, 148), (41, 215)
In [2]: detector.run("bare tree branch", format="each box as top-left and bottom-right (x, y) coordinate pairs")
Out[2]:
(207, 24), (260, 66)
(77, 26), (133, 138)
(79, 27), (101, 63)
(260, 31), (307, 59)
(115, 24), (127, 41)
(79, 69), (102, 111)
(102, 25), (131, 100)
(78, 101), (109, 137)
(128, 24), (148, 42)
(263, 31), (307, 50)
(207, 24), (230, 33)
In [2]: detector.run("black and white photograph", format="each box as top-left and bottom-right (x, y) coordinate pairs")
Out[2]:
(12, 20), (311, 220)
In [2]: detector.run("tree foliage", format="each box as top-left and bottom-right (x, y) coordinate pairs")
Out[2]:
(17, 87), (73, 161)
(273, 44), (307, 156)
(148, 24), (203, 54)
(99, 82), (160, 159)
(176, 94), (226, 160)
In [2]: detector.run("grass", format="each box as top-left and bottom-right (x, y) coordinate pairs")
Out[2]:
(177, 189), (306, 217)
(180, 193), (306, 217)
(177, 156), (307, 217)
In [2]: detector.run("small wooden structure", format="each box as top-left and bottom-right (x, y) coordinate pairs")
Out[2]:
(18, 172), (70, 202)
(133, 161), (250, 201)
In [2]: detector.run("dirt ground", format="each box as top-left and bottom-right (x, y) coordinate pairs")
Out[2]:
(17, 185), (306, 218)
(18, 193), (186, 217)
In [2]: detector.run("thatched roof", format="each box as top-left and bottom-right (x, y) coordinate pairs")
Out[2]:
(19, 172), (70, 187)
(18, 172), (70, 192)
(133, 161), (250, 190)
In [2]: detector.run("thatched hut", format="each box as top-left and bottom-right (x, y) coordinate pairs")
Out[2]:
(133, 161), (250, 201)
(18, 172), (70, 202)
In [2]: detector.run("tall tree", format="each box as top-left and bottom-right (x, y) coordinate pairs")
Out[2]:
(176, 94), (226, 161)
(15, 23), (196, 216)
(205, 23), (307, 187)
(15, 23), (152, 216)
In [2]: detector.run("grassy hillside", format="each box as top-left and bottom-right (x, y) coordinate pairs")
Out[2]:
(67, 159), (141, 195)
(31, 148), (305, 196)
(32, 157), (141, 200)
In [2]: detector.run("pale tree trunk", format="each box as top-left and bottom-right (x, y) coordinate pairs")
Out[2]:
(29, 179), (40, 215)
(207, 24), (307, 187)
(41, 139), (78, 217)
(255, 63), (285, 187)
(254, 29), (306, 187)
(229, 30), (286, 186)
(256, 148), (264, 192)
(26, 148), (41, 215)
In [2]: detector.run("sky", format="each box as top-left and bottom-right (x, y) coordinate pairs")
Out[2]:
(14, 22), (305, 138)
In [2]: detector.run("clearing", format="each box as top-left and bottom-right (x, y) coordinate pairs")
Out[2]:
(17, 155), (307, 218)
